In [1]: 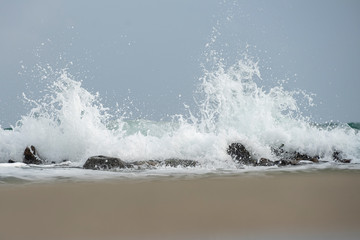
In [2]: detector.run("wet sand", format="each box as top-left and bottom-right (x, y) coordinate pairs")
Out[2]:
(0, 170), (360, 240)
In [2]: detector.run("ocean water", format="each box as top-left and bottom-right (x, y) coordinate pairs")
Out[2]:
(0, 55), (359, 183)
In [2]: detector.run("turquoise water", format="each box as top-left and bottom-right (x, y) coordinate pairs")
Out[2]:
(348, 122), (360, 130)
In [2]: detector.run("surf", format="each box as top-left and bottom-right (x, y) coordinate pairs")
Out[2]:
(1, 53), (359, 169)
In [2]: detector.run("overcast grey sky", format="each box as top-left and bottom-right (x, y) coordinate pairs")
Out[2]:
(1, 0), (360, 127)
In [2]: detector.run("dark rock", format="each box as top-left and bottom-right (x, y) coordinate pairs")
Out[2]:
(84, 157), (200, 171)
(83, 155), (132, 170)
(332, 151), (342, 161)
(333, 151), (352, 163)
(338, 159), (352, 163)
(271, 144), (320, 163)
(256, 158), (275, 166)
(8, 160), (16, 163)
(294, 152), (319, 161)
(163, 159), (198, 168)
(227, 143), (256, 165)
(23, 146), (43, 165)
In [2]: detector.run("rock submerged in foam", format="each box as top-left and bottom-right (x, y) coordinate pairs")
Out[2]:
(131, 159), (198, 169)
(23, 146), (44, 165)
(163, 159), (198, 167)
(227, 143), (277, 166)
(271, 144), (320, 163)
(255, 158), (275, 166)
(83, 155), (132, 170)
(19, 143), (351, 170)
(226, 142), (351, 167)
(332, 151), (352, 163)
(83, 156), (199, 170)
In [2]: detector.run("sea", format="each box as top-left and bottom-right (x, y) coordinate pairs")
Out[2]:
(0, 55), (359, 184)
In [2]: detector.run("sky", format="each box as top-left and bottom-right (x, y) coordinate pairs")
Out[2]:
(0, 0), (360, 127)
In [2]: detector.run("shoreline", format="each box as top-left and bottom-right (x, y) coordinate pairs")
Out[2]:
(1, 170), (360, 240)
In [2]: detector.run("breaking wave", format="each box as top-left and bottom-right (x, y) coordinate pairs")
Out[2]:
(1, 55), (359, 173)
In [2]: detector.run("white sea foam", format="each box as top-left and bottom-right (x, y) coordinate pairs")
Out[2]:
(0, 54), (359, 182)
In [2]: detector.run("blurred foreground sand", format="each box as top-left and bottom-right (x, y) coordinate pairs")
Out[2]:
(0, 170), (359, 240)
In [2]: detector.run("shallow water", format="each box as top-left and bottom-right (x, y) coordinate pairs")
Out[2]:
(1, 160), (359, 184)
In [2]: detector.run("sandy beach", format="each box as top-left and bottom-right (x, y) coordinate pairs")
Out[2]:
(1, 170), (360, 240)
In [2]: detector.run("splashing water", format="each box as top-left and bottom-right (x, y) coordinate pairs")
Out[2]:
(193, 57), (360, 161)
(0, 54), (359, 182)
